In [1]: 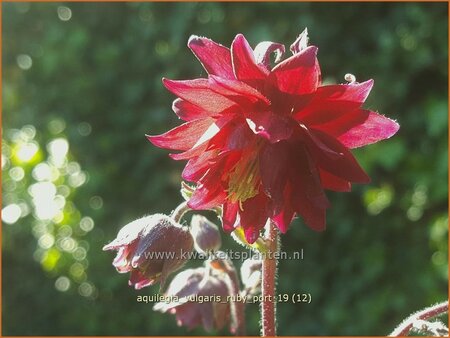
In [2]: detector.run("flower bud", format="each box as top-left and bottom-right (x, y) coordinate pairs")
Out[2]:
(240, 258), (262, 295)
(153, 267), (230, 332)
(103, 214), (193, 289)
(190, 215), (222, 254)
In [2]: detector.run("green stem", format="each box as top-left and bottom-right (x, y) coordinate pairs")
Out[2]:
(260, 220), (279, 336)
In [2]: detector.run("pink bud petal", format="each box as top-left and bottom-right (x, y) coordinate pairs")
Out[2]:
(231, 34), (268, 81)
(254, 41), (285, 69)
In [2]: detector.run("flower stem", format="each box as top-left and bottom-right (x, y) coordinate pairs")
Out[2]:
(389, 301), (449, 336)
(261, 220), (279, 336)
(171, 201), (190, 223)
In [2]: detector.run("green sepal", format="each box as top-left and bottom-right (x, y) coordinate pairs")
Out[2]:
(180, 181), (195, 201)
(231, 227), (268, 253)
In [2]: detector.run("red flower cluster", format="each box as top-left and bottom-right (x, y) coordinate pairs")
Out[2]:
(148, 30), (399, 243)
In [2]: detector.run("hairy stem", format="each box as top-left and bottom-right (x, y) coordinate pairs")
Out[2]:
(171, 201), (190, 223)
(260, 220), (279, 336)
(389, 300), (449, 336)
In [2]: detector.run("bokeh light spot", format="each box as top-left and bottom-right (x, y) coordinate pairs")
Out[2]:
(48, 119), (66, 135)
(38, 233), (55, 249)
(59, 237), (77, 252)
(16, 54), (32, 70)
(47, 138), (69, 167)
(22, 125), (36, 140)
(55, 276), (71, 292)
(77, 122), (92, 136)
(15, 142), (39, 163)
(70, 262), (85, 279)
(78, 282), (94, 297)
(80, 217), (95, 232)
(89, 196), (103, 210)
(2, 204), (22, 224)
(57, 6), (72, 21)
(32, 162), (52, 181)
(73, 247), (87, 261)
(9, 167), (25, 181)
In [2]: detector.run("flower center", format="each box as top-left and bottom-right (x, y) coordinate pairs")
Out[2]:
(227, 147), (261, 208)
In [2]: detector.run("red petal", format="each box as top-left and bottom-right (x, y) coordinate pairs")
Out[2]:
(170, 142), (209, 161)
(163, 78), (236, 113)
(270, 46), (320, 95)
(182, 150), (217, 181)
(272, 206), (295, 234)
(310, 109), (368, 141)
(169, 114), (235, 160)
(289, 149), (329, 231)
(319, 169), (351, 192)
(222, 202), (239, 232)
(188, 166), (227, 210)
(188, 35), (234, 79)
(295, 199), (326, 232)
(294, 80), (374, 124)
(246, 111), (294, 143)
(271, 184), (295, 233)
(253, 41), (285, 69)
(225, 120), (253, 150)
(181, 149), (236, 182)
(316, 80), (374, 103)
(231, 34), (268, 82)
(302, 128), (370, 183)
(337, 110), (400, 149)
(172, 98), (214, 121)
(239, 193), (269, 243)
(188, 184), (227, 210)
(259, 142), (289, 202)
(208, 75), (270, 105)
(129, 270), (153, 290)
(146, 118), (214, 151)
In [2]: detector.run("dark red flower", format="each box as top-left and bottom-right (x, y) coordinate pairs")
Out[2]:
(147, 30), (399, 243)
(103, 214), (193, 289)
(153, 267), (231, 332)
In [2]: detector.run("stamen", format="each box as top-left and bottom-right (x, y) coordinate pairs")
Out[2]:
(227, 149), (260, 207)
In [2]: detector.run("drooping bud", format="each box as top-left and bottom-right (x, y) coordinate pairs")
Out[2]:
(240, 258), (262, 295)
(190, 215), (222, 254)
(103, 214), (193, 290)
(153, 267), (231, 332)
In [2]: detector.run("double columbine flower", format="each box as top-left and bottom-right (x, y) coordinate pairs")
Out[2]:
(148, 30), (399, 243)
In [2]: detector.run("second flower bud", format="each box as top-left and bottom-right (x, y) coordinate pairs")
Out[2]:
(190, 215), (222, 255)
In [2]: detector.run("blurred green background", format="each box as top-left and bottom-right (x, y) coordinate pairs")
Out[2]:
(2, 2), (448, 336)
